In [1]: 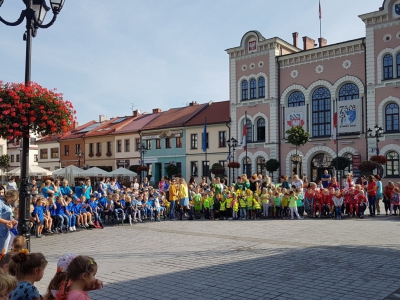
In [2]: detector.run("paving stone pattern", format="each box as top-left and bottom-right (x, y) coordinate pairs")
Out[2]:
(31, 216), (400, 300)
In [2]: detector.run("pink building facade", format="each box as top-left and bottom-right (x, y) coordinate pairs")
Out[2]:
(228, 0), (400, 184)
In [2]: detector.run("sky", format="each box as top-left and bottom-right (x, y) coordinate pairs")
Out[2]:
(0, 0), (381, 125)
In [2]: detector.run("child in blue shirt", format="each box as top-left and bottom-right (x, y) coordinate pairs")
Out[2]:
(33, 198), (45, 238)
(55, 196), (70, 233)
(65, 196), (77, 232)
(88, 195), (103, 228)
(79, 195), (93, 228)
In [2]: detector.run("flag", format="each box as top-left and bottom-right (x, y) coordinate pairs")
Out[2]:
(202, 118), (207, 152)
(226, 154), (231, 161)
(242, 123), (247, 150)
(333, 112), (337, 144)
(319, 0), (322, 19)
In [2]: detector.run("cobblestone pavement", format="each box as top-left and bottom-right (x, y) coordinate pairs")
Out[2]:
(31, 215), (400, 300)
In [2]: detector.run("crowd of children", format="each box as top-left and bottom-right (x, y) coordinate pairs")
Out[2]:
(0, 248), (102, 300)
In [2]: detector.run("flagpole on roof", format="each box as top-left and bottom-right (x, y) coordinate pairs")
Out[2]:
(245, 111), (248, 176)
(319, 0), (322, 40)
(202, 117), (208, 181)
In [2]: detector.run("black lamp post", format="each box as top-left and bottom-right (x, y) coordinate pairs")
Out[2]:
(75, 151), (84, 168)
(0, 0), (66, 250)
(137, 142), (147, 183)
(291, 151), (302, 176)
(227, 137), (238, 185)
(367, 125), (384, 155)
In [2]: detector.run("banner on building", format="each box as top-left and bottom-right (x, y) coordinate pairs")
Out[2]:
(337, 99), (361, 134)
(285, 106), (307, 132)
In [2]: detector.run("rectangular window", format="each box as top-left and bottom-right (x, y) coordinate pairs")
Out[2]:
(218, 131), (226, 147)
(117, 140), (122, 153)
(40, 149), (48, 159)
(176, 137), (182, 148)
(64, 145), (69, 156)
(135, 138), (140, 151)
(10, 155), (14, 163)
(176, 162), (182, 175)
(34, 154), (38, 162)
(124, 139), (130, 152)
(51, 148), (59, 159)
(156, 139), (161, 149)
(202, 161), (209, 177)
(75, 144), (81, 154)
(89, 143), (93, 154)
(191, 134), (198, 149)
(165, 138), (171, 148)
(96, 143), (101, 154)
(190, 161), (198, 176)
(16, 154), (20, 163)
(107, 142), (112, 153)
(146, 140), (151, 150)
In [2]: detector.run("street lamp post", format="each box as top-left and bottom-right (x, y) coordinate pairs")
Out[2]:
(227, 137), (238, 185)
(367, 125), (384, 155)
(137, 143), (147, 183)
(291, 149), (302, 177)
(0, 0), (66, 250)
(75, 151), (84, 168)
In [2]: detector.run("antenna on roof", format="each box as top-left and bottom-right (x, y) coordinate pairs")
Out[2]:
(131, 103), (137, 112)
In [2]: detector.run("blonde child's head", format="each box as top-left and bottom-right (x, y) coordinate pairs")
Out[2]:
(0, 268), (17, 299)
(11, 236), (26, 253)
(4, 190), (18, 205)
(262, 187), (268, 194)
(246, 189), (253, 196)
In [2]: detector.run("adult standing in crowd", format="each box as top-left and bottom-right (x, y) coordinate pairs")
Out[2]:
(383, 181), (395, 215)
(321, 170), (331, 189)
(41, 180), (55, 199)
(249, 174), (259, 193)
(82, 178), (92, 200)
(168, 178), (178, 220)
(0, 190), (18, 252)
(367, 175), (377, 216)
(374, 174), (383, 215)
(53, 179), (62, 197)
(280, 175), (290, 190)
(199, 177), (209, 190)
(6, 178), (17, 191)
(98, 177), (107, 196)
(291, 175), (303, 189)
(328, 176), (340, 189)
(178, 177), (189, 220)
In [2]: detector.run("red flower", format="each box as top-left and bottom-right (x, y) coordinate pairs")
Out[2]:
(30, 117), (36, 122)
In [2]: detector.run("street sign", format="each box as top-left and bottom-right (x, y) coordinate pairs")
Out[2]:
(144, 157), (158, 163)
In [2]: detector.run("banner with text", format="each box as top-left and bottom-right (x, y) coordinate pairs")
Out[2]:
(285, 106), (307, 133)
(337, 99), (361, 134)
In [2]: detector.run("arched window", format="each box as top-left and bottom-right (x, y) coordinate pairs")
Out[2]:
(258, 77), (265, 98)
(243, 157), (252, 178)
(385, 103), (399, 132)
(288, 91), (305, 107)
(250, 79), (256, 99)
(312, 87), (331, 137)
(383, 54), (393, 80)
(386, 151), (399, 177)
(256, 118), (265, 142)
(339, 83), (359, 101)
(245, 119), (252, 143)
(256, 157), (265, 174)
(241, 80), (248, 100)
(397, 53), (400, 78)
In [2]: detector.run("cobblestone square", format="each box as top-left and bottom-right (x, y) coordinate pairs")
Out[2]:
(31, 216), (400, 300)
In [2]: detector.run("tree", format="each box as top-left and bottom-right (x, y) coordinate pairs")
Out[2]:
(265, 159), (280, 181)
(0, 154), (10, 167)
(165, 164), (179, 178)
(286, 126), (311, 148)
(330, 157), (350, 171)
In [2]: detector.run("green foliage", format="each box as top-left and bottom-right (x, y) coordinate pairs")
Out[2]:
(211, 163), (225, 175)
(165, 164), (179, 177)
(330, 157), (351, 171)
(265, 159), (280, 173)
(0, 154), (10, 167)
(286, 126), (310, 147)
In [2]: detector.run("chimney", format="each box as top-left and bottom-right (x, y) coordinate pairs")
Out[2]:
(189, 101), (198, 106)
(99, 115), (107, 123)
(133, 109), (139, 117)
(152, 108), (162, 114)
(73, 121), (79, 129)
(292, 32), (299, 48)
(318, 37), (327, 48)
(302, 36), (315, 50)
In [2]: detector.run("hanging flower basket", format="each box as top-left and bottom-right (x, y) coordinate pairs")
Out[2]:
(106, 152), (112, 157)
(88, 153), (94, 157)
(359, 160), (379, 172)
(370, 155), (387, 165)
(137, 166), (148, 172)
(0, 82), (75, 140)
(96, 152), (101, 157)
(228, 161), (240, 169)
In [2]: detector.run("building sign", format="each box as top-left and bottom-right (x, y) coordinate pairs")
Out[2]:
(285, 106), (307, 133)
(338, 99), (361, 133)
(352, 155), (361, 170)
(394, 2), (400, 16)
(142, 130), (182, 140)
(248, 40), (256, 52)
(116, 160), (130, 168)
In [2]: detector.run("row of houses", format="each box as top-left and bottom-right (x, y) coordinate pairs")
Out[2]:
(4, 0), (400, 185)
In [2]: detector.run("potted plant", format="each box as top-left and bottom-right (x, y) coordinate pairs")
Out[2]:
(0, 82), (75, 140)
(330, 157), (351, 170)
(137, 166), (149, 172)
(227, 161), (240, 169)
(210, 163), (225, 175)
(370, 155), (387, 165)
(265, 159), (280, 181)
(359, 160), (379, 172)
